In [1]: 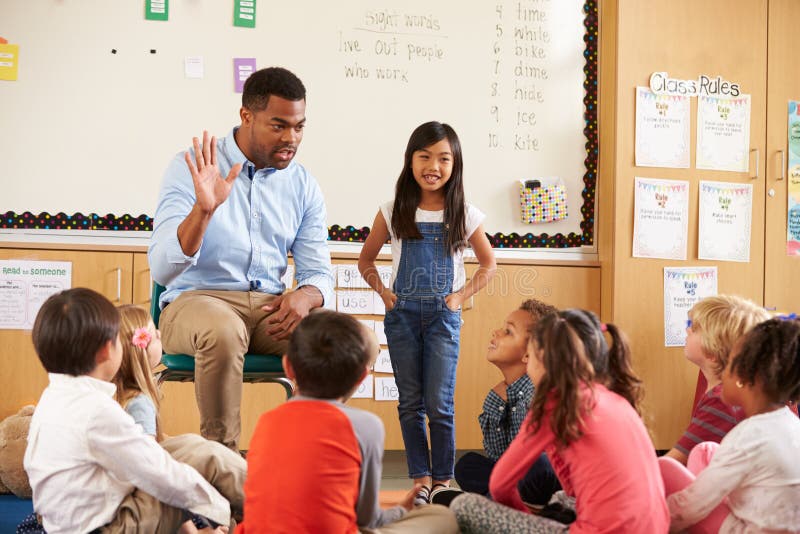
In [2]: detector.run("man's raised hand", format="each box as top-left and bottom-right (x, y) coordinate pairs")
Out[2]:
(184, 130), (242, 215)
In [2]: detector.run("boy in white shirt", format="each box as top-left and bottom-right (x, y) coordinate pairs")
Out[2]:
(24, 287), (230, 533)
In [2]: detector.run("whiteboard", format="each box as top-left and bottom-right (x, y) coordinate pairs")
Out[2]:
(1, 0), (594, 246)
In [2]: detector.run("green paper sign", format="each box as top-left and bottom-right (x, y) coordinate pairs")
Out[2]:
(145, 0), (168, 21)
(234, 0), (256, 28)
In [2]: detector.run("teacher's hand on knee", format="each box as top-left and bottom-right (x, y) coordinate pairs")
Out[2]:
(262, 286), (323, 340)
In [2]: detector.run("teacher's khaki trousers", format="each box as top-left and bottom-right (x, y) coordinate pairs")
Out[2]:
(159, 290), (289, 451)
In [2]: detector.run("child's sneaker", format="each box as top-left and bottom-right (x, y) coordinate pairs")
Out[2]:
(413, 484), (431, 506)
(430, 483), (463, 507)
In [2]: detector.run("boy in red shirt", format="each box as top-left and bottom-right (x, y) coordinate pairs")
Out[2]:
(238, 311), (458, 533)
(664, 295), (769, 465)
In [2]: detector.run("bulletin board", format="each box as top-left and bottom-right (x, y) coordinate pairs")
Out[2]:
(0, 0), (598, 248)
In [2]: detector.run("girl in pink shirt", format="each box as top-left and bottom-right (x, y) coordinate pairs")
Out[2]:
(451, 309), (669, 533)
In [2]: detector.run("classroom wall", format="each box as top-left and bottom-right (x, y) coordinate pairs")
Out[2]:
(2, 0), (590, 240)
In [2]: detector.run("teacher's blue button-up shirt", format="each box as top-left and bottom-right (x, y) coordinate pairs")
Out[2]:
(148, 127), (334, 309)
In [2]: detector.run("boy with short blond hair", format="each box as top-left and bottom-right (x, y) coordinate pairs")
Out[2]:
(665, 294), (770, 465)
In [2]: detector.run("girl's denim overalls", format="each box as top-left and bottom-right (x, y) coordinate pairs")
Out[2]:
(383, 221), (462, 480)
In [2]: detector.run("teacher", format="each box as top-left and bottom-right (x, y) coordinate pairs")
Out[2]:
(148, 67), (334, 451)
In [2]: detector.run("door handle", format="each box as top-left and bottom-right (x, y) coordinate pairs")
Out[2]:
(777, 149), (786, 180)
(116, 267), (122, 302)
(751, 148), (759, 180)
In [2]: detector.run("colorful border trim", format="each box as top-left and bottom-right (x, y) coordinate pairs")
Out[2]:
(1, 212), (153, 231)
(1, 1), (598, 248)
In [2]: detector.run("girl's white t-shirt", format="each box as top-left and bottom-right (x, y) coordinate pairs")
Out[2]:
(380, 201), (486, 292)
(667, 406), (800, 532)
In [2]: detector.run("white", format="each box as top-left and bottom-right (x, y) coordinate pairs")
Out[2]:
(668, 407), (800, 533)
(24, 373), (230, 533)
(380, 201), (486, 293)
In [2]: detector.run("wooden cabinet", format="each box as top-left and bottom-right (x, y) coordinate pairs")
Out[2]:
(600, 0), (798, 448)
(132, 252), (152, 308)
(159, 258), (601, 449)
(0, 247), (135, 418)
(0, 244), (600, 449)
(765, 0), (800, 312)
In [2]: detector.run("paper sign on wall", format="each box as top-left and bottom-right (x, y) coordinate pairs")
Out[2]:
(373, 349), (393, 374)
(664, 267), (718, 347)
(698, 181), (753, 262)
(234, 0), (256, 28)
(696, 94), (751, 172)
(787, 101), (800, 256)
(374, 377), (399, 401)
(635, 87), (690, 168)
(351, 374), (374, 399)
(233, 58), (256, 93)
(145, 0), (168, 21)
(0, 260), (72, 330)
(0, 43), (20, 81)
(184, 56), (204, 79)
(632, 177), (689, 260)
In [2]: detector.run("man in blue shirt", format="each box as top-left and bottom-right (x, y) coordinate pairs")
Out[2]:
(149, 67), (334, 450)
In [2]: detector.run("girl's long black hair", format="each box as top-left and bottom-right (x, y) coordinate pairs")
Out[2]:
(391, 121), (467, 254)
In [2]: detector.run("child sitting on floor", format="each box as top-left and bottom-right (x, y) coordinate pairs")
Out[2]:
(445, 299), (560, 509)
(660, 316), (800, 532)
(23, 288), (230, 533)
(451, 309), (668, 533)
(237, 311), (458, 533)
(113, 304), (247, 525)
(663, 295), (769, 465)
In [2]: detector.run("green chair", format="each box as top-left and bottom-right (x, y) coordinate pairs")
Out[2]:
(150, 283), (295, 399)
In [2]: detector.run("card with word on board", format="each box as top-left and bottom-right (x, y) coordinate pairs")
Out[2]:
(351, 374), (373, 399)
(358, 319), (375, 331)
(374, 377), (399, 401)
(374, 321), (387, 345)
(373, 349), (393, 374)
(337, 290), (374, 315)
(281, 265), (295, 290)
(336, 264), (393, 289)
(373, 293), (386, 315)
(337, 264), (370, 289)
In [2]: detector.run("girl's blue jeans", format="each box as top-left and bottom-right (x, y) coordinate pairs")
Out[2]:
(384, 296), (462, 480)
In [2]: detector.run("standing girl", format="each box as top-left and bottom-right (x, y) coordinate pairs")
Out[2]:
(358, 121), (496, 504)
(114, 304), (247, 529)
(451, 309), (669, 533)
(660, 317), (800, 533)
